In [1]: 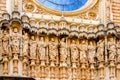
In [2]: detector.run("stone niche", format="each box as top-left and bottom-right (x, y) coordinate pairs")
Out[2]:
(0, 76), (35, 80)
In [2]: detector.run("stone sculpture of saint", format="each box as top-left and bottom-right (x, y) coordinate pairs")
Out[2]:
(88, 41), (96, 63)
(22, 31), (29, 56)
(79, 40), (87, 63)
(2, 30), (9, 55)
(37, 36), (47, 60)
(70, 40), (79, 63)
(108, 38), (116, 60)
(11, 28), (21, 54)
(29, 35), (37, 59)
(117, 40), (120, 62)
(48, 38), (58, 61)
(97, 39), (104, 61)
(59, 38), (68, 63)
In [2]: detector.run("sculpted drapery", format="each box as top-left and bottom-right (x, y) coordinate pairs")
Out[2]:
(10, 28), (21, 54)
(2, 30), (9, 55)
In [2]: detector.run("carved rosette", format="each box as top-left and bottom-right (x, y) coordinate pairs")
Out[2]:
(69, 22), (79, 38)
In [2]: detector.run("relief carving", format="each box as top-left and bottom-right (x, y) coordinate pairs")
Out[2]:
(37, 36), (47, 61)
(88, 41), (96, 63)
(79, 40), (87, 63)
(97, 39), (104, 61)
(29, 35), (37, 59)
(22, 31), (29, 56)
(48, 38), (58, 62)
(70, 40), (79, 63)
(10, 28), (21, 54)
(59, 38), (68, 63)
(2, 29), (9, 56)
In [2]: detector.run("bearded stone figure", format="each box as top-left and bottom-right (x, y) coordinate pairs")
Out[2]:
(97, 39), (104, 61)
(29, 35), (37, 59)
(48, 38), (58, 62)
(37, 36), (47, 60)
(2, 30), (9, 55)
(22, 31), (29, 56)
(88, 41), (96, 63)
(108, 38), (116, 60)
(11, 28), (21, 54)
(59, 38), (68, 63)
(79, 40), (87, 63)
(70, 40), (79, 63)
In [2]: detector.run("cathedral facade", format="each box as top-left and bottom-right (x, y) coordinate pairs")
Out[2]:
(0, 0), (120, 80)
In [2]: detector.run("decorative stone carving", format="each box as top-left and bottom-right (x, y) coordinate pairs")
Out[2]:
(10, 28), (21, 54)
(3, 56), (9, 75)
(59, 38), (68, 64)
(2, 29), (9, 56)
(117, 40), (120, 62)
(97, 39), (104, 62)
(22, 31), (29, 57)
(108, 38), (116, 60)
(29, 35), (37, 59)
(79, 40), (87, 63)
(70, 40), (79, 63)
(48, 38), (58, 63)
(88, 41), (96, 63)
(37, 36), (47, 61)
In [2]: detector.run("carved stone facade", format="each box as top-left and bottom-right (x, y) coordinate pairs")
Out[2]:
(0, 11), (120, 80)
(0, 0), (120, 80)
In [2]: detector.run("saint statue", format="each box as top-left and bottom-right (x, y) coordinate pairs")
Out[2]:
(37, 36), (47, 60)
(2, 29), (9, 55)
(88, 41), (96, 63)
(29, 35), (37, 59)
(22, 31), (29, 56)
(79, 40), (87, 63)
(97, 39), (104, 61)
(70, 40), (79, 63)
(59, 38), (68, 62)
(10, 28), (21, 54)
(117, 40), (120, 62)
(48, 38), (58, 61)
(108, 38), (116, 60)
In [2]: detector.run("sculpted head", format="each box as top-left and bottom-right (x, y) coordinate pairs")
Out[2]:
(3, 30), (7, 34)
(72, 39), (76, 44)
(61, 38), (65, 42)
(51, 37), (55, 42)
(81, 40), (85, 44)
(13, 27), (18, 33)
(40, 36), (44, 41)
(31, 35), (35, 40)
